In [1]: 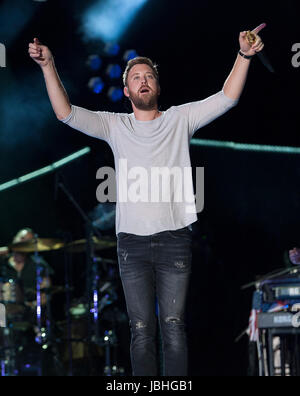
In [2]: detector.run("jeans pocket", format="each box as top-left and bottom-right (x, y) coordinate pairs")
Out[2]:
(117, 232), (133, 242)
(166, 227), (192, 240)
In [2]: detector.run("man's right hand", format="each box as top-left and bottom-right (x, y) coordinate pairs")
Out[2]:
(28, 37), (53, 68)
(28, 37), (71, 120)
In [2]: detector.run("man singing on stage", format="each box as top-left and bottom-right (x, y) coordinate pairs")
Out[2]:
(28, 24), (265, 376)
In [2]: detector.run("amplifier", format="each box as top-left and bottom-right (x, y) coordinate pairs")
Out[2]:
(262, 279), (300, 303)
(258, 312), (300, 329)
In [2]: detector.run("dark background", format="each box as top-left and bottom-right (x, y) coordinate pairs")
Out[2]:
(0, 0), (300, 376)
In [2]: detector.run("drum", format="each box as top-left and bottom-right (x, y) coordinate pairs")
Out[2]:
(0, 279), (24, 318)
(69, 299), (88, 319)
(58, 298), (103, 368)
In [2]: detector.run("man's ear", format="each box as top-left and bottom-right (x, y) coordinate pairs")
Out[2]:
(124, 86), (130, 98)
(157, 83), (161, 97)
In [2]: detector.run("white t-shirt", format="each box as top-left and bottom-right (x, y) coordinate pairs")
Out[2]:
(61, 90), (238, 236)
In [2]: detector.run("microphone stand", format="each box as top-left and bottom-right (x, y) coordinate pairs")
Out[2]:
(63, 232), (73, 377)
(56, 179), (104, 376)
(241, 266), (300, 291)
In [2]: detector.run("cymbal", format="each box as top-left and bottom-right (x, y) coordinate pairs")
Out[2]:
(9, 238), (64, 253)
(65, 236), (116, 253)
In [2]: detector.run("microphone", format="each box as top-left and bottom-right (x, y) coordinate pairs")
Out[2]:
(257, 51), (275, 73)
(246, 30), (275, 73)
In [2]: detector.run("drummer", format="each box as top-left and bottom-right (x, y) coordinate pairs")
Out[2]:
(0, 228), (53, 307)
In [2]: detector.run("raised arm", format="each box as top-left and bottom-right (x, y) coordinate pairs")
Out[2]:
(223, 23), (266, 101)
(28, 38), (71, 120)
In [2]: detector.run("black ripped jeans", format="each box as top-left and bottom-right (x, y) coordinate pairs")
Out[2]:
(117, 226), (192, 376)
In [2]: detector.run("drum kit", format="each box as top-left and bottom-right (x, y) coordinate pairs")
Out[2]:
(0, 232), (125, 376)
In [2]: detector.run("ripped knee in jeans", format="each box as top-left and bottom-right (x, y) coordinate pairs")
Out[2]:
(135, 320), (147, 329)
(165, 316), (183, 325)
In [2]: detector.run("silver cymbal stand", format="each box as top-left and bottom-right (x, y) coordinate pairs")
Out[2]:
(33, 234), (43, 377)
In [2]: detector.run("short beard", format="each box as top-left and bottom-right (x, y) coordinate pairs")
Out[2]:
(128, 89), (159, 111)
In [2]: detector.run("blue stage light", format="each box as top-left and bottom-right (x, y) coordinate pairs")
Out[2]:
(86, 54), (102, 71)
(104, 42), (120, 56)
(123, 49), (138, 62)
(108, 86), (123, 102)
(82, 0), (148, 42)
(106, 64), (122, 79)
(88, 77), (105, 94)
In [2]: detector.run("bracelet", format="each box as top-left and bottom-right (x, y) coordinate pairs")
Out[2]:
(238, 50), (253, 60)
